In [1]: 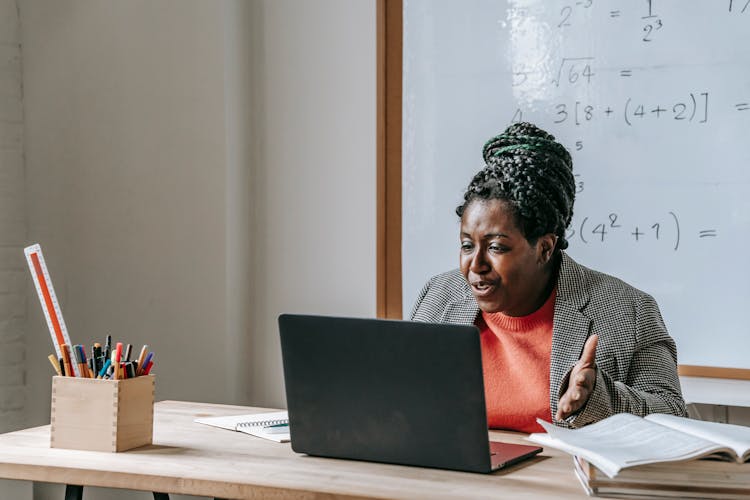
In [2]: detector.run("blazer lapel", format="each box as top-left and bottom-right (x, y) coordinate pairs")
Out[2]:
(550, 253), (592, 417)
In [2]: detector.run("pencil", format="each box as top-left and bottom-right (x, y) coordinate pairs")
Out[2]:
(48, 354), (62, 376)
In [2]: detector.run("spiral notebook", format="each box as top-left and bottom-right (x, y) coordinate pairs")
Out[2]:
(194, 410), (290, 443)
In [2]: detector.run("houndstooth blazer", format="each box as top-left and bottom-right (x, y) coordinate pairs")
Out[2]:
(410, 252), (687, 428)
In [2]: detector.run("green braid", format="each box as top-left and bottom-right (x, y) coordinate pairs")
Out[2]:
(457, 122), (576, 250)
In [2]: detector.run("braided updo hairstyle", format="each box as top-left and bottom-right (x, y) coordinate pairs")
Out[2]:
(456, 122), (576, 251)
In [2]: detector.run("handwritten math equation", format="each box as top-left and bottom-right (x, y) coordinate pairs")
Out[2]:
(510, 50), (750, 127)
(511, 91), (709, 129)
(567, 211), (717, 251)
(550, 0), (745, 43)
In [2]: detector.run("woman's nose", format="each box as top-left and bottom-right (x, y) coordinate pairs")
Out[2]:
(469, 249), (489, 273)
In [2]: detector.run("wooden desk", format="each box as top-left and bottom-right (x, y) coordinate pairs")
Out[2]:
(0, 401), (591, 499)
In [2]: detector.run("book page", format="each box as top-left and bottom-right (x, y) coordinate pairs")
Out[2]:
(528, 414), (727, 478)
(646, 413), (750, 461)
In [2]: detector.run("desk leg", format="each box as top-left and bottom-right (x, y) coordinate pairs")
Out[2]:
(64, 485), (83, 500)
(153, 494), (170, 500)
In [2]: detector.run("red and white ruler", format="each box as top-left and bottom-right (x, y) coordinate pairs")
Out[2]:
(24, 244), (80, 377)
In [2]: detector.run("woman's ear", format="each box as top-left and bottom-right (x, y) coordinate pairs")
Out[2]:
(537, 234), (558, 264)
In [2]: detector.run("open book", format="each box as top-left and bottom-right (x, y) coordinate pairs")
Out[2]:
(194, 410), (290, 443)
(527, 413), (750, 478)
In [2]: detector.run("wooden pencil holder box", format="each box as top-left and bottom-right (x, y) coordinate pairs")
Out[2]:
(50, 375), (155, 452)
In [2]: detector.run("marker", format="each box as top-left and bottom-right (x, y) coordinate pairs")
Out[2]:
(138, 351), (154, 376)
(61, 344), (74, 377)
(79, 345), (92, 378)
(72, 345), (81, 370)
(97, 358), (112, 379)
(92, 343), (102, 375)
(81, 345), (92, 378)
(123, 344), (132, 362)
(74, 345), (88, 378)
(48, 354), (62, 376)
(110, 351), (116, 379)
(143, 358), (154, 375)
(104, 334), (112, 360)
(59, 357), (66, 376)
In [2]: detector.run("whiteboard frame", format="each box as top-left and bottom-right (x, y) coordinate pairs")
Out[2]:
(376, 0), (403, 319)
(375, 0), (749, 380)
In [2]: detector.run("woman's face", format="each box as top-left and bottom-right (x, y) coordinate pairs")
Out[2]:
(459, 199), (556, 316)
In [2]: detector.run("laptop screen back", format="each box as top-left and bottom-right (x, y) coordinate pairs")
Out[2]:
(279, 314), (494, 473)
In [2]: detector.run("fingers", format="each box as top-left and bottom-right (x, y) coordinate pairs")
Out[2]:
(556, 374), (593, 421)
(556, 397), (574, 421)
(579, 334), (598, 368)
(556, 336), (599, 420)
(571, 370), (590, 389)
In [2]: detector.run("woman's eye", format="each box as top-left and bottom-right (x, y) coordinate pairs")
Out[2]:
(489, 244), (506, 253)
(460, 242), (473, 252)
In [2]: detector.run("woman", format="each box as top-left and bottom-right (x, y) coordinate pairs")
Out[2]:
(410, 122), (686, 432)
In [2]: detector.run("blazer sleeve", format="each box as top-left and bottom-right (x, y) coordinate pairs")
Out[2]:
(563, 293), (687, 428)
(409, 277), (434, 321)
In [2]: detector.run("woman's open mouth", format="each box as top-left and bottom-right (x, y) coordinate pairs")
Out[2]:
(470, 281), (497, 298)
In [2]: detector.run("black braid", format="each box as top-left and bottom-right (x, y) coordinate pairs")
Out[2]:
(456, 122), (576, 250)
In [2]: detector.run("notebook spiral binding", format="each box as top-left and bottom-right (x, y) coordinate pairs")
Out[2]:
(236, 418), (288, 429)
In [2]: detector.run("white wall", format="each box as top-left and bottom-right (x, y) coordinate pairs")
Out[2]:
(20, 0), (232, 428)
(247, 0), (377, 407)
(10, 0), (376, 498)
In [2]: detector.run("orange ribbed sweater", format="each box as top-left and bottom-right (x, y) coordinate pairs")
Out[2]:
(478, 289), (555, 433)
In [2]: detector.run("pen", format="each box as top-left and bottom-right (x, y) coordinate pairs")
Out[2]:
(59, 356), (66, 376)
(124, 343), (132, 362)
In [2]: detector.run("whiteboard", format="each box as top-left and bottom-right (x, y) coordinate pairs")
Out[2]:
(402, 0), (750, 369)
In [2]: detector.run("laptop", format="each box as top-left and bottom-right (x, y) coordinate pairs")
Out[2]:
(278, 314), (542, 473)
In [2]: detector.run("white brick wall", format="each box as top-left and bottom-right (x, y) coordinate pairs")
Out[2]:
(0, 0), (25, 433)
